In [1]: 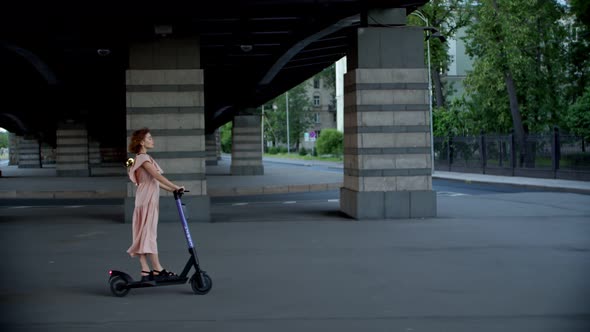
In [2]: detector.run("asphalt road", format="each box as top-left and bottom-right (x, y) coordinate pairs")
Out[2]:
(0, 179), (580, 224)
(1, 180), (590, 331)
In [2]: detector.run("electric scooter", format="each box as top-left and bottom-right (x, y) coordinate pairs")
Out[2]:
(109, 189), (212, 297)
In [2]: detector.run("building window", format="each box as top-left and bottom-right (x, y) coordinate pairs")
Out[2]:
(313, 95), (320, 106)
(315, 112), (321, 123)
(313, 78), (320, 89)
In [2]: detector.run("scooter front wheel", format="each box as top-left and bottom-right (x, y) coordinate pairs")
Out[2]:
(190, 273), (212, 295)
(110, 276), (130, 297)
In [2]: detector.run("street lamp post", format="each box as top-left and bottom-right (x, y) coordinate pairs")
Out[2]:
(410, 10), (435, 174)
(286, 91), (290, 154)
(261, 105), (265, 154)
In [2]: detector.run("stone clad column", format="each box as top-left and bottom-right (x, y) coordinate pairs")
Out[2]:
(125, 38), (210, 223)
(216, 130), (221, 161)
(56, 123), (89, 176)
(88, 140), (101, 168)
(8, 133), (18, 165)
(18, 136), (41, 168)
(231, 115), (263, 175)
(205, 131), (218, 166)
(340, 8), (436, 219)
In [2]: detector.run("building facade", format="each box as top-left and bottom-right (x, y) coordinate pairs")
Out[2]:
(300, 74), (336, 151)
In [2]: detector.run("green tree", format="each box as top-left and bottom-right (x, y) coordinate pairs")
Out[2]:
(265, 81), (313, 150)
(564, 86), (590, 140)
(566, 0), (590, 105)
(571, 0), (590, 28)
(463, 0), (568, 165)
(0, 132), (7, 148)
(315, 63), (336, 110)
(316, 128), (343, 156)
(433, 97), (479, 137)
(409, 0), (472, 108)
(219, 122), (232, 153)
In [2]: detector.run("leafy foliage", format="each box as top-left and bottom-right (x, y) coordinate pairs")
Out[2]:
(316, 128), (343, 156)
(0, 131), (7, 148)
(264, 81), (314, 150)
(462, 0), (571, 135)
(409, 0), (472, 108)
(564, 86), (590, 140)
(220, 122), (232, 153)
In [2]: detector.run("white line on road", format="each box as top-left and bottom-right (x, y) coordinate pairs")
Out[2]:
(232, 203), (249, 206)
(437, 191), (470, 197)
(283, 201), (297, 204)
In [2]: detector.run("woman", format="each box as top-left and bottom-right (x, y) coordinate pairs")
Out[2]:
(127, 128), (185, 281)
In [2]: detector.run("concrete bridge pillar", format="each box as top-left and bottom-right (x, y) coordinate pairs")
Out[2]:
(231, 114), (263, 175)
(340, 8), (436, 219)
(56, 122), (89, 176)
(17, 136), (41, 168)
(88, 140), (101, 169)
(41, 142), (56, 167)
(8, 133), (18, 165)
(205, 130), (218, 166)
(125, 38), (210, 223)
(216, 130), (221, 161)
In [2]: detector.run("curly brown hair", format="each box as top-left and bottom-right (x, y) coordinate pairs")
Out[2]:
(128, 128), (150, 154)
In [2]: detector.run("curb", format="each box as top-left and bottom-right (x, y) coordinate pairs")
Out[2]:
(433, 175), (590, 195)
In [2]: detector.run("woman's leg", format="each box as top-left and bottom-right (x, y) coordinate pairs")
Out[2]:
(148, 253), (164, 272)
(138, 254), (151, 276)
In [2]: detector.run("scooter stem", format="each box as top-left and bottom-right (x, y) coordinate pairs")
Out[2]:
(174, 192), (195, 249)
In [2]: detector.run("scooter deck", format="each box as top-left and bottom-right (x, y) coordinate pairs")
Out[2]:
(125, 276), (189, 289)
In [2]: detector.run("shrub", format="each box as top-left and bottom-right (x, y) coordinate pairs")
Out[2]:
(278, 146), (288, 154)
(220, 122), (232, 153)
(564, 86), (590, 141)
(299, 147), (308, 156)
(316, 129), (343, 156)
(267, 146), (278, 155)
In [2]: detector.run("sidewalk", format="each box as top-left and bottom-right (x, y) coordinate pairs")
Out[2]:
(0, 156), (588, 201)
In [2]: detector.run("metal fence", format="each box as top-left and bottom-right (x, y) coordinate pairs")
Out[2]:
(434, 129), (590, 181)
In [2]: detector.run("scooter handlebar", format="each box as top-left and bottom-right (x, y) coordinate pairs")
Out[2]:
(173, 188), (189, 199)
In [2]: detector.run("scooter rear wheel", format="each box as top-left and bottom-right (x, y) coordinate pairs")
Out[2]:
(190, 273), (212, 295)
(110, 276), (130, 297)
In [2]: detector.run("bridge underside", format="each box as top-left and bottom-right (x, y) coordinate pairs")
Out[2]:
(1, 0), (426, 138)
(2, 0), (436, 220)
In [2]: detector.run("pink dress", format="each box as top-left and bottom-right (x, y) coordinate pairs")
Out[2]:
(127, 153), (163, 257)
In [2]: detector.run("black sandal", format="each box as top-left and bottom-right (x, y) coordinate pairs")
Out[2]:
(140, 270), (153, 282)
(153, 269), (178, 279)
